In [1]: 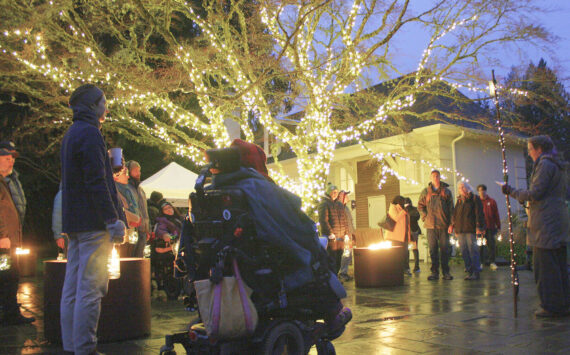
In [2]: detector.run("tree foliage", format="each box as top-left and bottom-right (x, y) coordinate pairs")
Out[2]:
(0, 0), (551, 215)
(499, 59), (570, 160)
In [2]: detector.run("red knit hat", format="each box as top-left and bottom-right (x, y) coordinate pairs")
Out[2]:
(230, 139), (273, 182)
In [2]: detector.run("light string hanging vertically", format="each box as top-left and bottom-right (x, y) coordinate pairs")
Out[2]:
(489, 69), (519, 318)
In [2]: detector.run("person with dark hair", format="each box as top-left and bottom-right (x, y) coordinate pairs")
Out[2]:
(127, 161), (150, 258)
(384, 195), (411, 275)
(502, 135), (569, 317)
(147, 191), (164, 228)
(477, 184), (501, 270)
(318, 184), (348, 275)
(60, 84), (127, 355)
(405, 197), (422, 273)
(0, 143), (35, 325)
(451, 182), (485, 280)
(337, 191), (355, 282)
(418, 170), (454, 281)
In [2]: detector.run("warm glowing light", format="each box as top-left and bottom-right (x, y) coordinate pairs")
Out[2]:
(15, 248), (30, 255)
(368, 241), (393, 250)
(108, 246), (121, 280)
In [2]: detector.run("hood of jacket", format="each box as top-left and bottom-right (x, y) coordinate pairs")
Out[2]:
(71, 86), (105, 128)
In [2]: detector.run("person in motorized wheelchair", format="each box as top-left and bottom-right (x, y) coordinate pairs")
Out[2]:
(161, 141), (351, 355)
(152, 201), (183, 300)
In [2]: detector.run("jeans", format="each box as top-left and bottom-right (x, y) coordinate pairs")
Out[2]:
(61, 230), (113, 355)
(480, 229), (497, 264)
(457, 233), (481, 274)
(427, 229), (450, 275)
(339, 249), (352, 277)
(132, 231), (147, 258)
(533, 246), (570, 313)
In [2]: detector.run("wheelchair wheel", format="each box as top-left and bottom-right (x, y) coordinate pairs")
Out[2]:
(259, 322), (304, 355)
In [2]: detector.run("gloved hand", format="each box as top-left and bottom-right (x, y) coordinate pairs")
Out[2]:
(501, 184), (513, 195)
(106, 220), (127, 243)
(328, 233), (336, 240)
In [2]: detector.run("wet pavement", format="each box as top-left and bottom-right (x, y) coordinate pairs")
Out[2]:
(2, 263), (570, 354)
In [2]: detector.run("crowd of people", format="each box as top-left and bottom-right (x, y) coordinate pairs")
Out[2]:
(319, 169), (515, 283)
(0, 83), (567, 354)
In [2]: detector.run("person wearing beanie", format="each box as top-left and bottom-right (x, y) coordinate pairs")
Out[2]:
(152, 201), (183, 294)
(404, 197), (422, 273)
(318, 183), (348, 274)
(230, 138), (274, 182)
(337, 191), (356, 282)
(0, 141), (34, 325)
(147, 191), (164, 229)
(60, 84), (127, 355)
(0, 141), (26, 224)
(127, 160), (150, 258)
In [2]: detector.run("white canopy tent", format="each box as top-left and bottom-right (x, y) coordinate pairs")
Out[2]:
(140, 162), (198, 207)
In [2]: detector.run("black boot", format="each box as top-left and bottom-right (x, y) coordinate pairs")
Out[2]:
(413, 249), (420, 272)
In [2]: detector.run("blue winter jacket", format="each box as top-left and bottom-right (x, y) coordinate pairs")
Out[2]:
(60, 103), (125, 233)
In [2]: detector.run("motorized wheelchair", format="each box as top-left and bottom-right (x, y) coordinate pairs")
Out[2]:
(159, 148), (350, 355)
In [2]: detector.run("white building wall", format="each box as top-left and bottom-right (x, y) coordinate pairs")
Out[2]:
(455, 137), (527, 219)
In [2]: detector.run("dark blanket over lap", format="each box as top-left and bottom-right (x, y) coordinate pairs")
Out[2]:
(210, 167), (332, 291)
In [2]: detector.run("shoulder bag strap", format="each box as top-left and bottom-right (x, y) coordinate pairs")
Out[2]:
(232, 258), (255, 334)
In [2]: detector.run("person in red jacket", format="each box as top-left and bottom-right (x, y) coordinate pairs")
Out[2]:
(477, 184), (501, 271)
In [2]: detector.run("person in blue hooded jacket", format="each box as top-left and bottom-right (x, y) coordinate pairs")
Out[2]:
(60, 84), (127, 355)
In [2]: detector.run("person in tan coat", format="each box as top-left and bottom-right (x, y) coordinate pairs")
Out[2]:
(0, 146), (35, 325)
(384, 195), (411, 275)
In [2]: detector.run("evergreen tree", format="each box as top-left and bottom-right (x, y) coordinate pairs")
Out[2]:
(501, 59), (570, 160)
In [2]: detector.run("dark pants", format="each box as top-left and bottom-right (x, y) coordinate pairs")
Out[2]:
(427, 229), (450, 275)
(327, 248), (343, 275)
(391, 240), (409, 272)
(480, 229), (497, 264)
(132, 231), (147, 258)
(0, 266), (20, 319)
(533, 246), (570, 313)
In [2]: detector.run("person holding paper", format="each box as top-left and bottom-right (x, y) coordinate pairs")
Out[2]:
(501, 135), (569, 318)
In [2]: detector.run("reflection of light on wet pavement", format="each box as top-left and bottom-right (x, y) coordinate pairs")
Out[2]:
(19, 282), (33, 302)
(376, 323), (396, 339)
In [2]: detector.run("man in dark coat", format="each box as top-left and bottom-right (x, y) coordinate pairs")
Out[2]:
(127, 161), (150, 258)
(0, 145), (35, 325)
(418, 170), (454, 281)
(60, 84), (127, 354)
(0, 141), (26, 224)
(318, 184), (348, 274)
(502, 135), (570, 317)
(451, 181), (485, 280)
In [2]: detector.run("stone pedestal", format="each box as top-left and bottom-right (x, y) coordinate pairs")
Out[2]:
(44, 258), (151, 343)
(353, 247), (404, 287)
